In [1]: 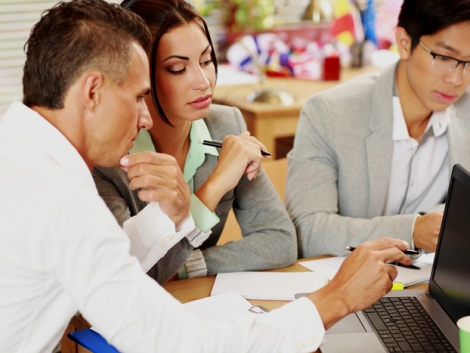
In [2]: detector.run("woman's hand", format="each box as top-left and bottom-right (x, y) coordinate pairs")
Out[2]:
(195, 131), (269, 211)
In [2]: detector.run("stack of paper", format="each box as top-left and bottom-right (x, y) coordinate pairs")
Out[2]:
(210, 271), (328, 300)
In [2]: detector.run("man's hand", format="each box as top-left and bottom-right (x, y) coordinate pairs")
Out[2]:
(195, 131), (269, 211)
(413, 212), (443, 252)
(307, 238), (412, 329)
(120, 152), (190, 225)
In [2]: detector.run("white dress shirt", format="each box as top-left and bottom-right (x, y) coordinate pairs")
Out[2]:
(123, 201), (196, 273)
(0, 102), (325, 353)
(383, 97), (449, 216)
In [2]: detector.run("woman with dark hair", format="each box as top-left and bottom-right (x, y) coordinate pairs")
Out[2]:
(93, 0), (297, 284)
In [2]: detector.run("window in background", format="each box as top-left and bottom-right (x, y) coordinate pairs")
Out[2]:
(0, 0), (121, 116)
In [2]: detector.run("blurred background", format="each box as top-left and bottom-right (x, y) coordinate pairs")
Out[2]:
(0, 0), (404, 116)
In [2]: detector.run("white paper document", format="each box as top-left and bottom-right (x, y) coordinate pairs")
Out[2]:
(183, 292), (252, 321)
(210, 271), (328, 300)
(299, 254), (435, 288)
(299, 257), (347, 281)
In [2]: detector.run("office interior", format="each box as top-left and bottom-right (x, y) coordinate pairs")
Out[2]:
(0, 1), (409, 352)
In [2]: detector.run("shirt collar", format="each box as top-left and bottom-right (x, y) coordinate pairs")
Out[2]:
(392, 96), (450, 141)
(128, 119), (218, 183)
(185, 119), (218, 182)
(1, 101), (94, 188)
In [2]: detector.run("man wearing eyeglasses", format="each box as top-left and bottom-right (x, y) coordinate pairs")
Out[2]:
(286, 0), (470, 258)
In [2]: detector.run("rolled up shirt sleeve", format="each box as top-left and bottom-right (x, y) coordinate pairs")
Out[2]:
(190, 194), (220, 233)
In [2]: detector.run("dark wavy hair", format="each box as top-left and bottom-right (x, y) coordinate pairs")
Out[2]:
(398, 0), (470, 50)
(23, 0), (151, 109)
(121, 0), (218, 126)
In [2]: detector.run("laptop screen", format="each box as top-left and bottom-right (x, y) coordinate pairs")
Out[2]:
(430, 164), (470, 322)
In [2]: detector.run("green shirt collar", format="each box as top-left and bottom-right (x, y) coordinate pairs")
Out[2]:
(128, 120), (219, 186)
(184, 119), (218, 184)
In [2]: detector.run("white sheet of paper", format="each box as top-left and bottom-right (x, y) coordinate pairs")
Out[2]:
(419, 252), (435, 264)
(393, 261), (433, 287)
(299, 257), (346, 281)
(210, 271), (328, 300)
(299, 254), (435, 287)
(183, 292), (252, 321)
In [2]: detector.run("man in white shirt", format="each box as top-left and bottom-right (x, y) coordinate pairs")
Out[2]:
(287, 0), (470, 258)
(0, 0), (412, 352)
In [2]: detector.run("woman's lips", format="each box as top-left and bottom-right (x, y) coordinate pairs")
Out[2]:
(436, 91), (457, 103)
(188, 94), (211, 109)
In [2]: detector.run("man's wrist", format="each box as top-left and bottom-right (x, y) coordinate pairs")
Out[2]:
(168, 210), (190, 227)
(307, 284), (349, 329)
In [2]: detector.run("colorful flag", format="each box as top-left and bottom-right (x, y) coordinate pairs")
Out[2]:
(330, 0), (364, 46)
(361, 0), (377, 46)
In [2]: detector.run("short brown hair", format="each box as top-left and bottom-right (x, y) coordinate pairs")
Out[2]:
(121, 0), (218, 126)
(23, 0), (152, 109)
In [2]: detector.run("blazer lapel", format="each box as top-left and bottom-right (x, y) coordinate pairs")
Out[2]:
(365, 64), (396, 217)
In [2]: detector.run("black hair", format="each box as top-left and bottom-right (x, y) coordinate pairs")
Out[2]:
(121, 0), (218, 126)
(398, 0), (470, 50)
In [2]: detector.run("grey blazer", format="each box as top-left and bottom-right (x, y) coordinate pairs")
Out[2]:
(93, 104), (296, 283)
(286, 62), (470, 258)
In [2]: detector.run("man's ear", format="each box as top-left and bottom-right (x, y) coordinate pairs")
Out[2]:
(395, 27), (413, 61)
(82, 71), (105, 111)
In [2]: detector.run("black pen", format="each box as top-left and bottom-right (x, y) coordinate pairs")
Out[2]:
(198, 140), (271, 157)
(346, 246), (421, 255)
(393, 262), (421, 270)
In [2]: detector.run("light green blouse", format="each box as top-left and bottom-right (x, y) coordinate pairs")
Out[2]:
(129, 120), (220, 232)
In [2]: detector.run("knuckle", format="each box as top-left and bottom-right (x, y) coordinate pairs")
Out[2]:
(223, 135), (234, 144)
(140, 151), (152, 162)
(137, 189), (148, 201)
(166, 154), (177, 164)
(135, 163), (147, 175)
(142, 174), (152, 185)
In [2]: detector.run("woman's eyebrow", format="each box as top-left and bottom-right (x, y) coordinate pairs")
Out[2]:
(161, 55), (189, 63)
(201, 44), (211, 56)
(160, 45), (211, 63)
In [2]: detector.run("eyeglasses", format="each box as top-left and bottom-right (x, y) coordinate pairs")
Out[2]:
(419, 41), (470, 76)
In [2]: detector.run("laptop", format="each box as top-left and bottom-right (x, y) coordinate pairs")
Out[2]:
(319, 164), (470, 353)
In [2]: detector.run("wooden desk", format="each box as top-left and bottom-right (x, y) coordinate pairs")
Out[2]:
(62, 256), (428, 352)
(163, 257), (428, 308)
(213, 67), (379, 159)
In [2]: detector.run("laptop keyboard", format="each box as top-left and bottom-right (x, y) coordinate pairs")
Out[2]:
(363, 297), (456, 353)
